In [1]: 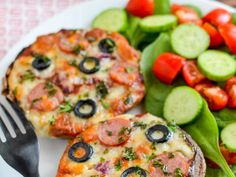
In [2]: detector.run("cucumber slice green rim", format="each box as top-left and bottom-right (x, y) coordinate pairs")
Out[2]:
(92, 8), (128, 32)
(198, 50), (236, 81)
(140, 15), (177, 33)
(171, 24), (210, 59)
(221, 122), (236, 152)
(163, 86), (203, 125)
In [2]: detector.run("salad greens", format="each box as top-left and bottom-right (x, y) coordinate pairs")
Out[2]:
(206, 165), (236, 177)
(141, 33), (235, 177)
(213, 109), (236, 128)
(185, 101), (235, 177)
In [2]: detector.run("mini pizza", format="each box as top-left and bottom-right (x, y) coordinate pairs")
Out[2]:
(57, 113), (206, 177)
(3, 28), (145, 137)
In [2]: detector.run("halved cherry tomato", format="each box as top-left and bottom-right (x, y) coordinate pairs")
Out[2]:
(207, 145), (236, 168)
(203, 8), (232, 26)
(202, 22), (224, 48)
(153, 53), (186, 85)
(195, 83), (228, 111)
(182, 61), (207, 87)
(126, 0), (154, 18)
(171, 4), (202, 25)
(219, 24), (236, 54)
(225, 77), (236, 108)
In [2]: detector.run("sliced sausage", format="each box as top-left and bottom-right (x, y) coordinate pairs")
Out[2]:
(50, 113), (83, 137)
(58, 30), (88, 53)
(149, 152), (190, 177)
(32, 34), (58, 54)
(97, 118), (131, 146)
(109, 63), (139, 86)
(28, 82), (64, 112)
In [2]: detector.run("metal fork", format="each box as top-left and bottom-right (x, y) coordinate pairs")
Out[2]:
(0, 98), (39, 177)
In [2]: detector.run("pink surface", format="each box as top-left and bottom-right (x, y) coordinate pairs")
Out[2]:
(0, 0), (84, 59)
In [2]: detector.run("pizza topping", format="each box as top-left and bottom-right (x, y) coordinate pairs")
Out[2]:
(95, 161), (111, 174)
(32, 34), (57, 54)
(96, 81), (108, 99)
(98, 38), (116, 53)
(148, 152), (189, 177)
(58, 30), (88, 54)
(20, 70), (35, 83)
(97, 118), (131, 146)
(59, 100), (73, 113)
(121, 167), (147, 177)
(109, 63), (139, 86)
(73, 99), (97, 119)
(85, 28), (106, 42)
(122, 147), (137, 161)
(28, 82), (64, 112)
(32, 54), (51, 71)
(146, 125), (172, 144)
(79, 57), (100, 74)
(68, 142), (93, 163)
(133, 121), (147, 130)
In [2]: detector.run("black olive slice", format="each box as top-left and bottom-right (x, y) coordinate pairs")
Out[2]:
(79, 57), (100, 74)
(74, 99), (97, 118)
(98, 38), (116, 53)
(32, 55), (51, 70)
(121, 167), (147, 177)
(68, 142), (93, 163)
(145, 124), (171, 143)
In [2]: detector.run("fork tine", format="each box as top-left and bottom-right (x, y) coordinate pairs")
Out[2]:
(0, 103), (20, 132)
(6, 99), (29, 125)
(0, 116), (11, 140)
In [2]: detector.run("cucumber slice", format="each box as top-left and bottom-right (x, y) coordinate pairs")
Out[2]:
(92, 8), (128, 32)
(140, 15), (177, 33)
(163, 86), (203, 125)
(198, 50), (236, 81)
(221, 122), (236, 152)
(171, 24), (210, 59)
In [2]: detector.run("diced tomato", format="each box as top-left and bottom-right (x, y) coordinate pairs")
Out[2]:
(202, 22), (224, 48)
(153, 53), (186, 84)
(219, 24), (236, 54)
(171, 4), (202, 25)
(195, 83), (228, 111)
(224, 77), (236, 108)
(207, 145), (236, 168)
(182, 61), (207, 87)
(126, 0), (154, 18)
(203, 8), (232, 26)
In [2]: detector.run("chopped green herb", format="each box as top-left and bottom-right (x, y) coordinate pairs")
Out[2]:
(101, 100), (110, 109)
(150, 142), (156, 150)
(20, 70), (35, 83)
(115, 160), (122, 171)
(118, 137), (124, 143)
(44, 82), (57, 97)
(168, 153), (175, 159)
(124, 96), (133, 105)
(167, 122), (177, 132)
(122, 147), (137, 161)
(73, 45), (81, 54)
(133, 121), (147, 129)
(100, 157), (105, 162)
(118, 126), (131, 136)
(32, 98), (40, 104)
(59, 100), (73, 113)
(152, 159), (164, 168)
(106, 130), (113, 136)
(96, 81), (108, 99)
(147, 153), (156, 161)
(69, 59), (78, 67)
(48, 116), (56, 125)
(83, 92), (89, 98)
(135, 167), (145, 176)
(126, 67), (134, 73)
(175, 168), (183, 177)
(13, 87), (17, 97)
(103, 149), (109, 154)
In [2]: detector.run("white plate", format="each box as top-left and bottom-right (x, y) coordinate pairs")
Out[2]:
(0, 0), (235, 176)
